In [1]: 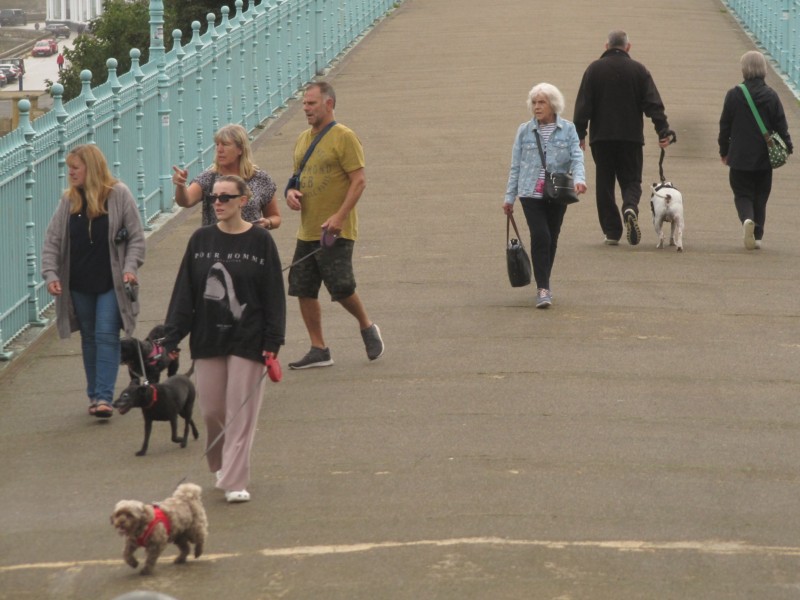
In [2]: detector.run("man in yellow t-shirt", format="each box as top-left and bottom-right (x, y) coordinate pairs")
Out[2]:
(285, 82), (384, 369)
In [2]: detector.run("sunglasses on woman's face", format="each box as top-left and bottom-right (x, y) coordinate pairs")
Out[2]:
(207, 193), (241, 203)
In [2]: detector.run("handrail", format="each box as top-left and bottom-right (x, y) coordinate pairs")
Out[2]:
(0, 0), (401, 358)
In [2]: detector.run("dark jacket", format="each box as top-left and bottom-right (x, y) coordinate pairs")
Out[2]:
(573, 48), (669, 145)
(719, 77), (793, 171)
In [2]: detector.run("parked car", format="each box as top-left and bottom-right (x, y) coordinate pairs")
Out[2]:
(32, 39), (57, 57)
(5, 58), (25, 76)
(0, 64), (19, 83)
(0, 72), (7, 87)
(0, 9), (27, 26)
(44, 23), (70, 38)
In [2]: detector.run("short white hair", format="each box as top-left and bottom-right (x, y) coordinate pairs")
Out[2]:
(741, 50), (767, 80)
(526, 82), (565, 116)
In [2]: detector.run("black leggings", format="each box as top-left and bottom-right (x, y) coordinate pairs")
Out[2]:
(519, 197), (567, 290)
(729, 167), (772, 241)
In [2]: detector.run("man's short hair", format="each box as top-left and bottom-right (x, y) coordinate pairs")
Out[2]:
(607, 30), (628, 49)
(740, 50), (767, 80)
(306, 81), (336, 108)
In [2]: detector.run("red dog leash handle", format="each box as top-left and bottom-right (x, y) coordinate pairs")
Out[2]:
(264, 352), (282, 383)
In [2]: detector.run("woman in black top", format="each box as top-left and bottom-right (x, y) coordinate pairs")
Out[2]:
(163, 175), (286, 503)
(719, 50), (793, 250)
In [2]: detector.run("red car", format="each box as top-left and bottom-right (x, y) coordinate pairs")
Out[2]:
(32, 39), (57, 57)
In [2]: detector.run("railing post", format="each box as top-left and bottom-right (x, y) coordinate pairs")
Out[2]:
(209, 13), (220, 134)
(192, 21), (205, 172)
(314, 0), (324, 75)
(107, 58), (122, 178)
(20, 99), (47, 334)
(131, 48), (151, 230)
(174, 30), (186, 172)
(222, 6), (234, 125)
(52, 84), (68, 194)
(251, 2), (263, 124)
(151, 0), (172, 214)
(80, 70), (96, 143)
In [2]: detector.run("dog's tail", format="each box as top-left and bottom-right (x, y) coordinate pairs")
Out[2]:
(174, 482), (202, 502)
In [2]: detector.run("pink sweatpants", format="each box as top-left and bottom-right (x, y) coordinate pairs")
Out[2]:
(194, 356), (266, 492)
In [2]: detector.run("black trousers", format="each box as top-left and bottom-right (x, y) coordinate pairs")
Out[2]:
(590, 141), (643, 241)
(519, 197), (567, 291)
(729, 167), (772, 241)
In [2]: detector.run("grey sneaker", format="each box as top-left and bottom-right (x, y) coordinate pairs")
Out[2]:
(624, 209), (641, 246)
(288, 346), (334, 369)
(603, 236), (620, 246)
(361, 324), (384, 361)
(743, 219), (756, 250)
(535, 288), (552, 309)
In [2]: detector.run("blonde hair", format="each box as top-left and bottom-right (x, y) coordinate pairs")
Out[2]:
(66, 144), (117, 218)
(211, 124), (257, 180)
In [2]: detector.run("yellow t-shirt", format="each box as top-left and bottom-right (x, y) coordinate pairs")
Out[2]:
(293, 124), (365, 241)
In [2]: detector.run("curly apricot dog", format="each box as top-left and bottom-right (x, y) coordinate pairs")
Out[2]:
(110, 483), (208, 575)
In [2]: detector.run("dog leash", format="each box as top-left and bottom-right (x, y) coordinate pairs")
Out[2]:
(658, 131), (678, 183)
(173, 369), (268, 490)
(281, 227), (339, 272)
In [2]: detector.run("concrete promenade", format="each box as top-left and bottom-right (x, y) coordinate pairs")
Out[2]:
(3, 0), (800, 598)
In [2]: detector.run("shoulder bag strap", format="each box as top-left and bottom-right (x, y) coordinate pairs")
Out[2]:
(738, 84), (769, 139)
(533, 129), (546, 167)
(293, 120), (338, 178)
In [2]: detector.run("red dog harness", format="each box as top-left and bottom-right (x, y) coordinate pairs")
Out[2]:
(145, 385), (159, 410)
(136, 505), (171, 547)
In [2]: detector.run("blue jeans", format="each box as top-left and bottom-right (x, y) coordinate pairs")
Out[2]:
(70, 288), (122, 404)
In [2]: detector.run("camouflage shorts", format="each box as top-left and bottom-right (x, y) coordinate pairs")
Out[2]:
(287, 238), (357, 301)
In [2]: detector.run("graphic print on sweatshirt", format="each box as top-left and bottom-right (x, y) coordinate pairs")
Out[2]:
(203, 261), (247, 320)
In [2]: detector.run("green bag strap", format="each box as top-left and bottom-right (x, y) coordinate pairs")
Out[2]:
(738, 83), (769, 138)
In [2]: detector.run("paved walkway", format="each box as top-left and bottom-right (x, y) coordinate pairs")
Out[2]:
(2, 0), (800, 598)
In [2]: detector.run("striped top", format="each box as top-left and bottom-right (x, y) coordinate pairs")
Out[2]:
(533, 122), (557, 199)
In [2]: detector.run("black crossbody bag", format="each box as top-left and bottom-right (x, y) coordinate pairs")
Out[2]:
(284, 121), (337, 196)
(534, 129), (579, 205)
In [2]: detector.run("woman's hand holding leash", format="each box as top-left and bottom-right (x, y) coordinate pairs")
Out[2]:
(263, 351), (282, 382)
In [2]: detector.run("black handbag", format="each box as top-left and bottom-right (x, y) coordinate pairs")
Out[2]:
(506, 214), (532, 288)
(534, 129), (580, 205)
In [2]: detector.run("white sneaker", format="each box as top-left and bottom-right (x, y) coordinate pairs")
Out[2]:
(754, 240), (762, 249)
(743, 219), (756, 250)
(225, 490), (250, 503)
(603, 236), (619, 246)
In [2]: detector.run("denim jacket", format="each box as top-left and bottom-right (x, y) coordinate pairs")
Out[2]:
(504, 116), (586, 204)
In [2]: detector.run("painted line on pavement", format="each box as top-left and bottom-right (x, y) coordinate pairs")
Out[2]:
(4, 537), (800, 572)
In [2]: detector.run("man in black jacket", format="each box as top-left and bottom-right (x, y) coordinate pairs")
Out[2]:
(574, 30), (674, 246)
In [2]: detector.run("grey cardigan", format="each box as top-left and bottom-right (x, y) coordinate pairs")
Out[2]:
(41, 182), (146, 339)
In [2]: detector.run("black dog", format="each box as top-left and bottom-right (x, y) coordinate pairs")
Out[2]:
(113, 375), (199, 457)
(120, 325), (179, 384)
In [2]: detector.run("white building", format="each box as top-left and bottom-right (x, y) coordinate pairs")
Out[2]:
(46, 0), (103, 24)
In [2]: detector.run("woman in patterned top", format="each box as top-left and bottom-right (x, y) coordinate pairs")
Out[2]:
(171, 123), (281, 230)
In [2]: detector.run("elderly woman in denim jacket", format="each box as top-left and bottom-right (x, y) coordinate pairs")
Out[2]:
(504, 82), (586, 308)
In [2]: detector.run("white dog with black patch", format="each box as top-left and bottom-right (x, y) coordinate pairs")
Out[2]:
(650, 181), (684, 252)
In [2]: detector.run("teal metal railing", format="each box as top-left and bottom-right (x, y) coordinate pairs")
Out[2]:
(724, 0), (800, 96)
(0, 0), (399, 357)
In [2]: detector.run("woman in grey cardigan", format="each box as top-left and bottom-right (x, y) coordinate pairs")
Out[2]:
(41, 144), (145, 417)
